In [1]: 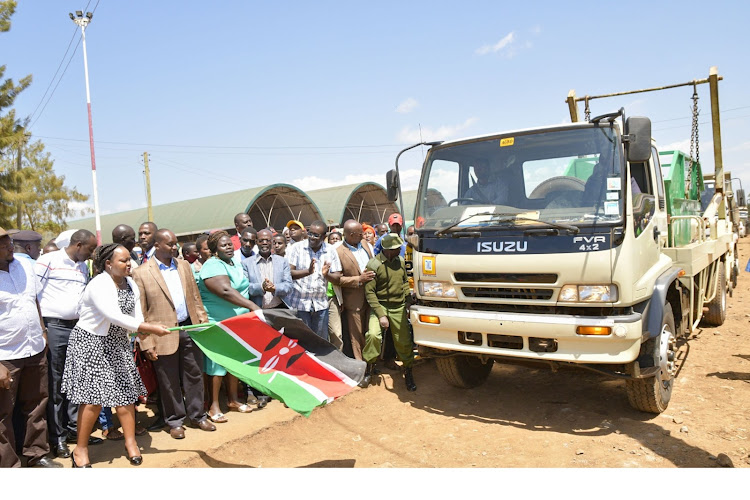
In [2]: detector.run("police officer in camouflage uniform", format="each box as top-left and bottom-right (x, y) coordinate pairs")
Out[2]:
(361, 234), (416, 391)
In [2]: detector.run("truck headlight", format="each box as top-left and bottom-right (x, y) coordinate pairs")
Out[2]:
(419, 281), (457, 298)
(559, 284), (618, 303)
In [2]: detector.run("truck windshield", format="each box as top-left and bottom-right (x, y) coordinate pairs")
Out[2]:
(415, 126), (623, 231)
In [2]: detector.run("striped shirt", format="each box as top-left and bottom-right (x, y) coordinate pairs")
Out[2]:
(35, 248), (89, 320)
(255, 254), (281, 309)
(286, 240), (342, 312)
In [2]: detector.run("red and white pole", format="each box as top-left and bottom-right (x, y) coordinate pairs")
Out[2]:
(72, 12), (102, 244)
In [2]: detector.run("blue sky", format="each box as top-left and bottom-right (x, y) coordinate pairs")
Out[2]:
(3, 1), (749, 220)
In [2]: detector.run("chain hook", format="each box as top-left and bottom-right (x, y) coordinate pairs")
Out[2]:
(584, 96), (591, 122)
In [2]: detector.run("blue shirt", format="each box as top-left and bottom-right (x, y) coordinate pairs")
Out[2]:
(155, 257), (188, 323)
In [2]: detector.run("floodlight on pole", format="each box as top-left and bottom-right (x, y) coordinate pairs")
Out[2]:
(70, 10), (102, 244)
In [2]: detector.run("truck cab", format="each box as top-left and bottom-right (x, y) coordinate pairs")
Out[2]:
(398, 112), (731, 413)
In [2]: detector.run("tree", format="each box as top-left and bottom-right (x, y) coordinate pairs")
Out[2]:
(1, 1), (31, 155)
(0, 1), (90, 233)
(0, 140), (91, 233)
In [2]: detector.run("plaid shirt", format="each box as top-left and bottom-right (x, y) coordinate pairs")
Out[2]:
(286, 240), (342, 312)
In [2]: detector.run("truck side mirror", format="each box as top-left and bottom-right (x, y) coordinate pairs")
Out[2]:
(737, 188), (746, 207)
(624, 117), (652, 163)
(386, 169), (400, 202)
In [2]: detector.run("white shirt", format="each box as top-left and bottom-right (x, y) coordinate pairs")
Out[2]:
(0, 258), (45, 360)
(35, 247), (89, 320)
(155, 256), (188, 323)
(75, 274), (143, 336)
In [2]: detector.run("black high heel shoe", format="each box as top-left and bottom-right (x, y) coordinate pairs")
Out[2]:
(127, 454), (143, 466)
(71, 453), (92, 468)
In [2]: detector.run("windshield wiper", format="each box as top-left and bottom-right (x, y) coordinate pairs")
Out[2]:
(504, 217), (580, 234)
(434, 212), (497, 236)
(449, 217), (579, 235)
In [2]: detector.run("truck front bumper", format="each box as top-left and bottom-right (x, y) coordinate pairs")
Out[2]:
(411, 305), (643, 364)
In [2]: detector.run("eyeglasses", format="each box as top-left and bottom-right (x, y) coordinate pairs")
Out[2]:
(307, 231), (323, 238)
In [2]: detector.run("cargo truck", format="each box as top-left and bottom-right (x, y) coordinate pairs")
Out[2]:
(386, 67), (732, 413)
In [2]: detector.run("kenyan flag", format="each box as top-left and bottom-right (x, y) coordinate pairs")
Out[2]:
(186, 309), (366, 417)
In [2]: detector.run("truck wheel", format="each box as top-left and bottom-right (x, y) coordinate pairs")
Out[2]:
(702, 264), (727, 326)
(626, 304), (676, 414)
(435, 355), (494, 388)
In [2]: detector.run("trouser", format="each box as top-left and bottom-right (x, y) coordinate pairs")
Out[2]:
(297, 308), (330, 341)
(363, 302), (413, 368)
(327, 295), (343, 349)
(152, 328), (206, 429)
(343, 304), (370, 361)
(0, 351), (50, 468)
(98, 408), (113, 431)
(44, 318), (77, 444)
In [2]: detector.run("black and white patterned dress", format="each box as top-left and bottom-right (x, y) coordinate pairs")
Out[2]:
(62, 283), (146, 407)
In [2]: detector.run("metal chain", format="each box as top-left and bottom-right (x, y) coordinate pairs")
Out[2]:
(584, 97), (591, 122)
(686, 84), (700, 194)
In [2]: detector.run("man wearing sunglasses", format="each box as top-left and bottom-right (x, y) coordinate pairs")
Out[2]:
(286, 221), (342, 340)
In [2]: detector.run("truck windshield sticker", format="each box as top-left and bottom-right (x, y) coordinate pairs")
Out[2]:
(607, 177), (621, 191)
(606, 192), (619, 201)
(500, 137), (515, 147)
(604, 201), (619, 215)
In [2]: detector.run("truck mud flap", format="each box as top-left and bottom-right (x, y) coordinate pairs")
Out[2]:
(638, 266), (683, 341)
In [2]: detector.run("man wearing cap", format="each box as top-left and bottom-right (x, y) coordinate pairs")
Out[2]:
(286, 220), (306, 246)
(12, 230), (43, 261)
(0, 227), (62, 467)
(374, 213), (406, 257)
(362, 233), (416, 391)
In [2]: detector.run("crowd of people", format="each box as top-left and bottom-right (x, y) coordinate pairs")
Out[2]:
(0, 211), (416, 468)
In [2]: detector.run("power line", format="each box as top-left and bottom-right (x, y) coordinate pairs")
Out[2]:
(27, 29), (80, 123)
(34, 135), (405, 150)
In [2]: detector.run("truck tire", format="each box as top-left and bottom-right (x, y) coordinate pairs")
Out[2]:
(435, 355), (494, 388)
(702, 264), (727, 326)
(626, 304), (676, 414)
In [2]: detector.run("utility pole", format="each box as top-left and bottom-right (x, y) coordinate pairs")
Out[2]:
(143, 152), (153, 222)
(70, 10), (102, 244)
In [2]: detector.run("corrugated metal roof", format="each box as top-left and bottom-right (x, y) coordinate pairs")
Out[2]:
(68, 184), (320, 239)
(306, 182), (398, 226)
(68, 183), (420, 241)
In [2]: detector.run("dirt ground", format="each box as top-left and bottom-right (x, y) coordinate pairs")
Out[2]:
(80, 240), (750, 469)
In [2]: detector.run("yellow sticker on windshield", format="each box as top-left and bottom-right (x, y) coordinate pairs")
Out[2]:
(500, 137), (515, 147)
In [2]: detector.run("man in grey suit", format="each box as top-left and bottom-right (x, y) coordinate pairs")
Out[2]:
(242, 229), (293, 309)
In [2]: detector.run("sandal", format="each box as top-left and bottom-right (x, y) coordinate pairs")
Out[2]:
(228, 403), (253, 413)
(207, 412), (228, 423)
(102, 428), (124, 440)
(135, 425), (148, 436)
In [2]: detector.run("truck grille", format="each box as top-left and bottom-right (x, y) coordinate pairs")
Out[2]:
(454, 273), (557, 284)
(461, 287), (554, 300)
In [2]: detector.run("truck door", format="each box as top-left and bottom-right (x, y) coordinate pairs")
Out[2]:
(629, 147), (668, 295)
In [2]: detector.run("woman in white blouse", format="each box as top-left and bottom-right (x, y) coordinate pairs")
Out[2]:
(62, 244), (169, 468)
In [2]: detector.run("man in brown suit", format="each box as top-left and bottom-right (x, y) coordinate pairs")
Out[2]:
(331, 220), (376, 360)
(132, 229), (215, 439)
